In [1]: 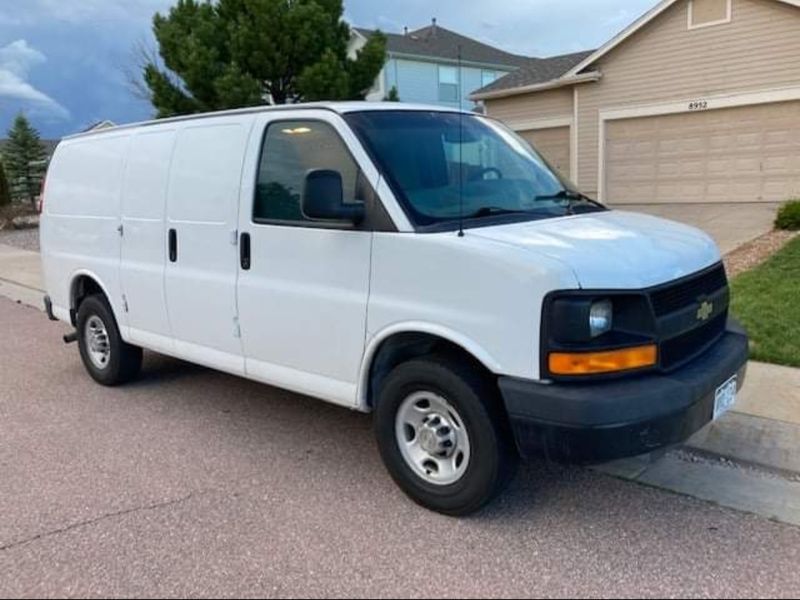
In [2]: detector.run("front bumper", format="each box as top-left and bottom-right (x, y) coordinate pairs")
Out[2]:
(499, 320), (749, 464)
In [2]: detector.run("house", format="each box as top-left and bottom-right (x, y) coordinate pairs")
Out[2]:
(350, 20), (530, 110)
(83, 120), (116, 132)
(472, 0), (800, 206)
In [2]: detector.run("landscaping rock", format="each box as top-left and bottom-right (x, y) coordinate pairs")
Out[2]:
(724, 229), (799, 277)
(11, 215), (39, 230)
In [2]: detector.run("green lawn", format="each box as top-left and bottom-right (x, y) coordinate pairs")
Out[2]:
(731, 236), (800, 367)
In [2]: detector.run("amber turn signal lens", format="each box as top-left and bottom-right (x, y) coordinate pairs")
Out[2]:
(549, 345), (658, 376)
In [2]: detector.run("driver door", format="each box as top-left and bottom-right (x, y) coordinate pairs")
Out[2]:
(236, 111), (378, 407)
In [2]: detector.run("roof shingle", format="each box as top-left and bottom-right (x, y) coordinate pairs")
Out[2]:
(471, 50), (596, 97)
(354, 24), (530, 69)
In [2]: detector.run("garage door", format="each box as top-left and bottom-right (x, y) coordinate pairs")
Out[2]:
(519, 126), (571, 179)
(605, 101), (800, 204)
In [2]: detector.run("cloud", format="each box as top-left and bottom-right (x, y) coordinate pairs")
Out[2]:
(603, 8), (635, 28)
(0, 40), (70, 119)
(0, 0), (173, 25)
(346, 0), (654, 56)
(0, 13), (23, 26)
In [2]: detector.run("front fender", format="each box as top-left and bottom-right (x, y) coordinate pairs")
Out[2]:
(356, 321), (503, 411)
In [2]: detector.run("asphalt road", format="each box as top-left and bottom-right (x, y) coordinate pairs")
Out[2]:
(1, 296), (799, 598)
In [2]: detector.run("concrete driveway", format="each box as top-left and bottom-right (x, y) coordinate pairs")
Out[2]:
(613, 203), (780, 255)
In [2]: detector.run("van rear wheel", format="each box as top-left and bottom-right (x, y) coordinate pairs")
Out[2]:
(76, 294), (142, 386)
(374, 355), (517, 516)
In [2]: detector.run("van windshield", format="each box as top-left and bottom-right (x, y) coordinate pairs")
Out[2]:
(344, 110), (605, 229)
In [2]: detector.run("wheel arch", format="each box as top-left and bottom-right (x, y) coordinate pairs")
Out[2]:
(357, 323), (502, 412)
(68, 270), (115, 326)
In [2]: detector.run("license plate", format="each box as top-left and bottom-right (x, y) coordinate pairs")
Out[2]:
(713, 375), (738, 420)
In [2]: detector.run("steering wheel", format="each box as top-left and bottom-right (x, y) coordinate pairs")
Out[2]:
(471, 167), (503, 181)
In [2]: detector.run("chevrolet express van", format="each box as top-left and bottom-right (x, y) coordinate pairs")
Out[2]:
(41, 103), (748, 515)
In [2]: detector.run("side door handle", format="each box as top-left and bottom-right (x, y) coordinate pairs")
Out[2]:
(168, 228), (178, 263)
(240, 232), (251, 270)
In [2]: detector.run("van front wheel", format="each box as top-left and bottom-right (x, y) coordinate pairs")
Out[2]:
(374, 355), (517, 516)
(77, 295), (142, 386)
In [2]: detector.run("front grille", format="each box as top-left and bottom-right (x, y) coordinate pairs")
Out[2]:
(660, 312), (728, 370)
(650, 264), (728, 317)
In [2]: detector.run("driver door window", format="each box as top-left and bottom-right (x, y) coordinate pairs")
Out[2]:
(254, 120), (364, 225)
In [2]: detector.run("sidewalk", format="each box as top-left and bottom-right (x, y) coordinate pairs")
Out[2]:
(0, 243), (45, 309)
(689, 362), (800, 474)
(2, 241), (799, 523)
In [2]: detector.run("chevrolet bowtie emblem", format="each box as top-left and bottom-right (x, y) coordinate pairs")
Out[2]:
(697, 301), (714, 322)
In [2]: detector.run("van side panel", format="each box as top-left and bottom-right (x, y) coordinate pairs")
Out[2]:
(41, 133), (131, 321)
(364, 231), (580, 401)
(119, 128), (177, 349)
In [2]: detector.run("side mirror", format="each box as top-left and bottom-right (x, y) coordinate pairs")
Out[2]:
(302, 169), (365, 224)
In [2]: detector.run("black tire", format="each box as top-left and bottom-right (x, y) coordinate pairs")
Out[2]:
(374, 354), (518, 516)
(76, 294), (142, 386)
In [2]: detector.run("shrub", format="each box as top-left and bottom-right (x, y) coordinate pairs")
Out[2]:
(776, 200), (800, 231)
(384, 86), (400, 102)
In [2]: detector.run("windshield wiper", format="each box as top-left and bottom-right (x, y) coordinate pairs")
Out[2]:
(533, 189), (605, 215)
(466, 206), (532, 219)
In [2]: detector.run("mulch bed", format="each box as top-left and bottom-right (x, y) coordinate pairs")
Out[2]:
(724, 230), (800, 278)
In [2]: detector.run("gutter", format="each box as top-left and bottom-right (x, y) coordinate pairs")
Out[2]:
(470, 71), (602, 101)
(386, 51), (528, 73)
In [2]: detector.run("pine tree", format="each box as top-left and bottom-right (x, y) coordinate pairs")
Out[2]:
(143, 0), (387, 116)
(0, 158), (10, 207)
(4, 113), (48, 211)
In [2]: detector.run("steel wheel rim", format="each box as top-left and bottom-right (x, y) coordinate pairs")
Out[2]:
(395, 391), (471, 486)
(85, 315), (111, 370)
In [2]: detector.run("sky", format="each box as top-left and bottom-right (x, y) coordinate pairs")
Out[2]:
(0, 0), (655, 139)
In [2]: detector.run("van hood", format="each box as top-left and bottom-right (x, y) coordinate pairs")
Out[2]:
(469, 210), (721, 289)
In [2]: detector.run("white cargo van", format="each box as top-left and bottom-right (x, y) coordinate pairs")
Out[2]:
(41, 103), (748, 515)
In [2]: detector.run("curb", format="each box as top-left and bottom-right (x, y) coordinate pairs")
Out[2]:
(686, 412), (800, 477)
(597, 451), (800, 528)
(0, 278), (45, 312)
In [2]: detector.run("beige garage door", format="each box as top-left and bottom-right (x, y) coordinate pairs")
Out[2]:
(519, 126), (571, 179)
(606, 101), (800, 204)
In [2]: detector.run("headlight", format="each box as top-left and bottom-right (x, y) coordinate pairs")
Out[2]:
(589, 299), (613, 338)
(544, 293), (657, 378)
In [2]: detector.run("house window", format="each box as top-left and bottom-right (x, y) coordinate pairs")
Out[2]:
(438, 66), (459, 103)
(481, 70), (498, 88)
(689, 0), (732, 29)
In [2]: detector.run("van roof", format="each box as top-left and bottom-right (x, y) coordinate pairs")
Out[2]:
(63, 102), (475, 141)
